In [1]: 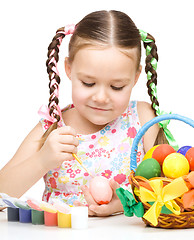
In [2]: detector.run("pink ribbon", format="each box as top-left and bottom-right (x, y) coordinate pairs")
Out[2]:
(38, 104), (63, 127)
(40, 24), (75, 128)
(64, 24), (75, 35)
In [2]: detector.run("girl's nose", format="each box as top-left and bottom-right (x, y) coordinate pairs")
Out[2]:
(92, 87), (109, 104)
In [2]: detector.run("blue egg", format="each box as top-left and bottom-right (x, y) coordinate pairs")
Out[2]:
(177, 146), (192, 156)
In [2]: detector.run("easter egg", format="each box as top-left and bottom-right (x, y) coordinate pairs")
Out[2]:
(185, 147), (194, 171)
(152, 144), (176, 165)
(143, 145), (159, 161)
(177, 146), (192, 156)
(135, 158), (161, 179)
(162, 153), (190, 179)
(89, 176), (113, 205)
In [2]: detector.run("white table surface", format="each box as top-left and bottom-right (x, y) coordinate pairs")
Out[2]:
(1, 209), (194, 240)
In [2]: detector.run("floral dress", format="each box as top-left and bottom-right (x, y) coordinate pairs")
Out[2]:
(40, 101), (145, 205)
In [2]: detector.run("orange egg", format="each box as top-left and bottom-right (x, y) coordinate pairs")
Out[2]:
(152, 144), (176, 165)
(89, 176), (113, 205)
(143, 145), (159, 161)
(185, 147), (194, 171)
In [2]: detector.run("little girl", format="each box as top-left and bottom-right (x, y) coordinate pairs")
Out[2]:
(0, 10), (172, 216)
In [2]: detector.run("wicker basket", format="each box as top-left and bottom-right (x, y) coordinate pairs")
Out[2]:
(129, 114), (194, 229)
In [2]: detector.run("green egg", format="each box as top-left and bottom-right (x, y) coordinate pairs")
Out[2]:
(135, 158), (161, 179)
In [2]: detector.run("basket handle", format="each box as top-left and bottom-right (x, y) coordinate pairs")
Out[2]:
(130, 114), (194, 172)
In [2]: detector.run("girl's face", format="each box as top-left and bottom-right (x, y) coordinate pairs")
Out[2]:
(65, 46), (141, 131)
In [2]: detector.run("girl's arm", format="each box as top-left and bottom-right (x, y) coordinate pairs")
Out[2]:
(0, 122), (79, 198)
(0, 123), (45, 197)
(137, 101), (160, 153)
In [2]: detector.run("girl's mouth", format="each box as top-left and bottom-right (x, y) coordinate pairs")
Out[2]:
(89, 106), (110, 111)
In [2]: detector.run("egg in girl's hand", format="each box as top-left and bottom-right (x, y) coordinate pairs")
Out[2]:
(89, 176), (113, 205)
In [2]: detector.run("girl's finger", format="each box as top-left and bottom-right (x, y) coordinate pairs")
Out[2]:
(89, 204), (109, 216)
(59, 143), (78, 154)
(81, 185), (97, 205)
(58, 135), (79, 146)
(57, 126), (77, 136)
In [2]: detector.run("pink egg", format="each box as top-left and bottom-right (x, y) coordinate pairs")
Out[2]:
(89, 176), (113, 205)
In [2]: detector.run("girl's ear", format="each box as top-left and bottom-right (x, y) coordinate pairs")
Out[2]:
(64, 57), (71, 80)
(133, 65), (142, 87)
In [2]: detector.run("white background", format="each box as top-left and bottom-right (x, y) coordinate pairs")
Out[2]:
(0, 0), (194, 200)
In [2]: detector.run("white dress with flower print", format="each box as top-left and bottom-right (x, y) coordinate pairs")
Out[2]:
(40, 101), (145, 205)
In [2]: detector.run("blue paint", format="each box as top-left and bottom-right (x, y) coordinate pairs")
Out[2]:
(19, 208), (32, 223)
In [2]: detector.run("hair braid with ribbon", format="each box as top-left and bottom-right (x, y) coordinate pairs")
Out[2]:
(46, 27), (65, 125)
(139, 30), (178, 150)
(38, 25), (75, 143)
(38, 25), (75, 130)
(139, 30), (159, 115)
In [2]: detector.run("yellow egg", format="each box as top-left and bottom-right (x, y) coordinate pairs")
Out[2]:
(162, 153), (190, 179)
(143, 145), (159, 161)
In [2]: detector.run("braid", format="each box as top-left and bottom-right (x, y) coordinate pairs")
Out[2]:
(139, 30), (179, 150)
(46, 27), (66, 124)
(139, 30), (159, 115)
(39, 25), (75, 146)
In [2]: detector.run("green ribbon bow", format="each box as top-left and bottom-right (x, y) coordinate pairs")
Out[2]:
(156, 110), (179, 151)
(116, 188), (144, 217)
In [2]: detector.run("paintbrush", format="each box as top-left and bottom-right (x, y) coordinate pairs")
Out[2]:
(72, 153), (93, 177)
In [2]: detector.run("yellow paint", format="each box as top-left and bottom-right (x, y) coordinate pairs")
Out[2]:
(57, 212), (71, 228)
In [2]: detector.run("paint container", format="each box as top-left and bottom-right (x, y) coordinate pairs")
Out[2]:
(51, 199), (72, 228)
(57, 212), (71, 228)
(3, 198), (20, 222)
(31, 209), (44, 225)
(7, 207), (19, 222)
(39, 201), (58, 226)
(3, 198), (18, 209)
(71, 206), (88, 229)
(15, 199), (32, 223)
(27, 199), (44, 225)
(44, 211), (58, 226)
(19, 208), (32, 223)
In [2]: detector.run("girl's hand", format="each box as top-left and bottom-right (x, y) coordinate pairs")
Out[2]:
(74, 179), (124, 217)
(39, 126), (79, 171)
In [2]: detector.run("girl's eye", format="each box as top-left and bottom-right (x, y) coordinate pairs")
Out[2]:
(81, 81), (95, 87)
(111, 85), (124, 91)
